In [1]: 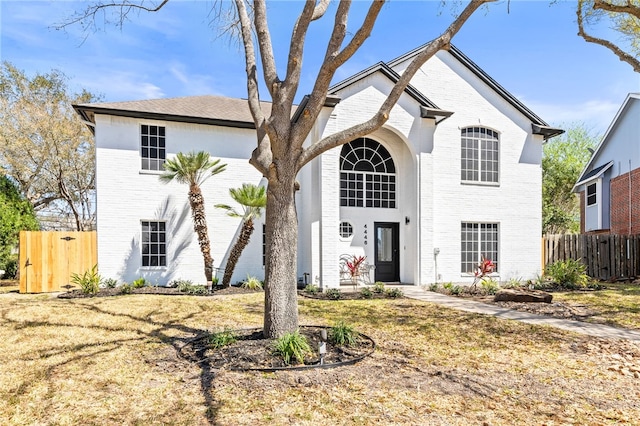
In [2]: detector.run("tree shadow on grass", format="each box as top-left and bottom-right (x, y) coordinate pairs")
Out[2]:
(0, 298), (225, 425)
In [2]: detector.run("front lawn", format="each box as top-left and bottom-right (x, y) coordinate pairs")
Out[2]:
(553, 282), (640, 330)
(1, 291), (639, 425)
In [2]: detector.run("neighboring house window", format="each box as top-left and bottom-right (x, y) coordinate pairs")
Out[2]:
(461, 127), (499, 183)
(141, 221), (166, 267)
(340, 138), (396, 208)
(461, 222), (498, 273)
(339, 221), (354, 238)
(141, 124), (166, 171)
(586, 182), (597, 206)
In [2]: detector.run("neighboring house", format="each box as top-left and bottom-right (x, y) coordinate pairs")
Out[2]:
(574, 93), (640, 235)
(74, 44), (562, 288)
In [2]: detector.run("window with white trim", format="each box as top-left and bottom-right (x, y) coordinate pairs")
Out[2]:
(461, 222), (498, 273)
(340, 138), (396, 208)
(586, 182), (597, 206)
(141, 221), (166, 267)
(461, 127), (499, 183)
(339, 221), (354, 238)
(141, 124), (166, 171)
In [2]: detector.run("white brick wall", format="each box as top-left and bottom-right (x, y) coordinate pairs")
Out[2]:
(95, 48), (548, 288)
(95, 115), (264, 286)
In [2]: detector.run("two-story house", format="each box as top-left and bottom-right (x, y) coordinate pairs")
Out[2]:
(74, 44), (562, 288)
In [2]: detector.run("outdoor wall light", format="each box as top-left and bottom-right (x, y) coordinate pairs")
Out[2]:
(405, 216), (410, 225)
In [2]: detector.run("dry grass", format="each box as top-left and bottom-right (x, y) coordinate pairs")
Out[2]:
(1, 291), (639, 425)
(553, 283), (640, 330)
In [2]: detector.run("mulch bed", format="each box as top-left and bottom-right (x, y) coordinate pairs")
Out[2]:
(178, 325), (375, 371)
(57, 285), (257, 299)
(298, 289), (402, 301)
(442, 289), (599, 322)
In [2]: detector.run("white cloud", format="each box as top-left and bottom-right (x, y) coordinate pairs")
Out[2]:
(77, 71), (164, 101)
(526, 98), (623, 136)
(169, 63), (220, 96)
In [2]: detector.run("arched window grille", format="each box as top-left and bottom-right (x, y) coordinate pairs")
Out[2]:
(340, 138), (396, 208)
(461, 127), (499, 183)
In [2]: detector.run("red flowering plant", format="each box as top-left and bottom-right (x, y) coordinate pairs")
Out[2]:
(346, 255), (367, 285)
(471, 256), (495, 291)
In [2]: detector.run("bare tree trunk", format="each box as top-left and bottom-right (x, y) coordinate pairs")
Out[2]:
(188, 184), (213, 283)
(263, 173), (299, 338)
(222, 219), (254, 288)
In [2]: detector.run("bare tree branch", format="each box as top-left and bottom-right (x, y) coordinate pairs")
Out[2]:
(577, 1), (640, 72)
(312, 0), (331, 20)
(253, 1), (279, 98)
(297, 0), (494, 169)
(593, 0), (640, 19)
(291, 0), (384, 151)
(55, 0), (170, 33)
(282, 1), (318, 107)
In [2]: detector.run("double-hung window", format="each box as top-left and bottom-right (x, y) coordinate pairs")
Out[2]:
(461, 222), (499, 273)
(141, 124), (166, 171)
(141, 221), (166, 267)
(461, 127), (499, 184)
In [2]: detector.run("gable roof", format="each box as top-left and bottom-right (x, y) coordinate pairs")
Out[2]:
(73, 95), (274, 132)
(575, 93), (640, 187)
(328, 61), (454, 122)
(386, 43), (564, 139)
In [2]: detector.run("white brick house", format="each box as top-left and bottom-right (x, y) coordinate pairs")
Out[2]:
(74, 44), (562, 288)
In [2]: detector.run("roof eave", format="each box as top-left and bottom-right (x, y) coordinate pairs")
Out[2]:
(532, 124), (564, 140)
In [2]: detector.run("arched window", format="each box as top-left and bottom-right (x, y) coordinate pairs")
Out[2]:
(461, 127), (499, 183)
(340, 138), (396, 208)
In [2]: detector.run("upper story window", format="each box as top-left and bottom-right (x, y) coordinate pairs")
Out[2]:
(340, 138), (396, 208)
(141, 124), (166, 171)
(461, 127), (499, 184)
(586, 182), (597, 206)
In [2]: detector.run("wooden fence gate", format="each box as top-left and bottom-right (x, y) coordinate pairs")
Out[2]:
(19, 231), (97, 293)
(543, 234), (640, 281)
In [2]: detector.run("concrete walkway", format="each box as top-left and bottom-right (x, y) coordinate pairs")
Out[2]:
(399, 286), (640, 342)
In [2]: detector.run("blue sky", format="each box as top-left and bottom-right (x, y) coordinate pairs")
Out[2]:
(1, 0), (639, 135)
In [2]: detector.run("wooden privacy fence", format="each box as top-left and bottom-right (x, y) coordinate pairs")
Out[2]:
(19, 231), (97, 293)
(543, 234), (640, 281)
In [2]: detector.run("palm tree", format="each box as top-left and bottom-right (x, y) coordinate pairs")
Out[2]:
(160, 151), (226, 284)
(215, 183), (267, 288)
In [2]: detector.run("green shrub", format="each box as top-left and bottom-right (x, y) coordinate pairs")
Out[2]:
(329, 321), (358, 346)
(304, 284), (319, 294)
(2, 257), (18, 279)
(372, 282), (386, 293)
(360, 287), (373, 298)
(132, 277), (147, 289)
(503, 277), (523, 289)
(481, 278), (500, 295)
(272, 331), (312, 365)
(545, 259), (589, 289)
(385, 287), (404, 298)
(101, 278), (118, 289)
(208, 329), (237, 349)
(443, 282), (461, 295)
(175, 280), (194, 292)
(70, 265), (101, 295)
(242, 275), (263, 291)
(326, 288), (342, 300)
(428, 283), (439, 292)
(119, 283), (133, 294)
(211, 277), (219, 286)
(185, 285), (208, 295)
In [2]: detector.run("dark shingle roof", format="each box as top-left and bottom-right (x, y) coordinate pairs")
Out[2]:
(74, 95), (272, 131)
